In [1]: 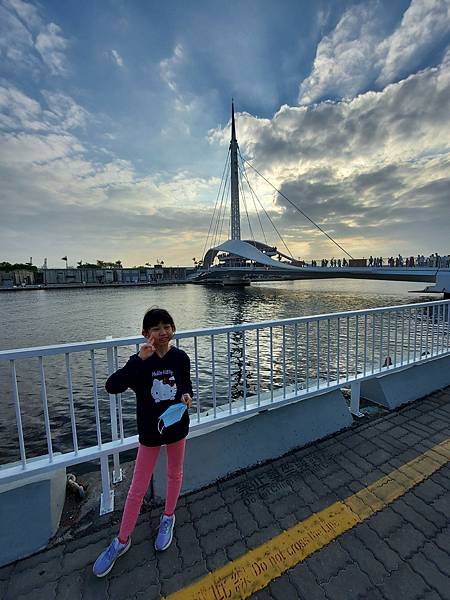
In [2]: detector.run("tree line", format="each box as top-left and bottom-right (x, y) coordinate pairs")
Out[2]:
(0, 261), (38, 272)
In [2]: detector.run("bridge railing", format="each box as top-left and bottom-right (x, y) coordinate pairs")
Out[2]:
(0, 299), (449, 512)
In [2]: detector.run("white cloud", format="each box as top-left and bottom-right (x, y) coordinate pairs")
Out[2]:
(0, 79), (219, 265)
(0, 84), (216, 211)
(0, 84), (44, 130)
(0, 0), (69, 76)
(299, 4), (382, 104)
(0, 132), (83, 166)
(111, 49), (124, 68)
(4, 0), (40, 29)
(260, 64), (450, 178)
(0, 140), (220, 266)
(35, 22), (68, 76)
(0, 84), (89, 133)
(377, 0), (450, 85)
(156, 172), (220, 207)
(299, 0), (450, 105)
(41, 91), (88, 130)
(0, 2), (38, 73)
(160, 43), (185, 94)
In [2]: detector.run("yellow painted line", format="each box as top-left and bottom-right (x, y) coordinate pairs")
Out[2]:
(166, 438), (450, 600)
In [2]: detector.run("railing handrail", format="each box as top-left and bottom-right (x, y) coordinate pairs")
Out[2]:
(1, 298), (449, 360)
(1, 298), (449, 513)
(208, 265), (450, 271)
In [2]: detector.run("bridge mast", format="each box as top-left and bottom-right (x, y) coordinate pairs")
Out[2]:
(230, 100), (241, 240)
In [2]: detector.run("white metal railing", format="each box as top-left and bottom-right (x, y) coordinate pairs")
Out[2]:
(0, 299), (449, 513)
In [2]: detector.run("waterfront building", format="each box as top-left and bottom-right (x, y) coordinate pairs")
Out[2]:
(0, 266), (192, 288)
(0, 269), (35, 288)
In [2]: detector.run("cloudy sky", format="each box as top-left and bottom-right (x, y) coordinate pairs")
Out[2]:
(0, 0), (449, 267)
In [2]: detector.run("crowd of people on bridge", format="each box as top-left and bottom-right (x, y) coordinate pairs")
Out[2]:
(311, 258), (350, 267)
(311, 253), (450, 269)
(414, 253), (450, 267)
(383, 254), (450, 268)
(316, 258), (356, 267)
(368, 256), (384, 267)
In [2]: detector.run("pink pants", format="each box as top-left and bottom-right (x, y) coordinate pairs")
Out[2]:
(118, 438), (186, 542)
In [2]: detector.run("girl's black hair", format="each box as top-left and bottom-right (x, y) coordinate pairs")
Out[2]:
(142, 307), (176, 331)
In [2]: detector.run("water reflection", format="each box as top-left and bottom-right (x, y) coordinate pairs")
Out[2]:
(0, 280), (442, 463)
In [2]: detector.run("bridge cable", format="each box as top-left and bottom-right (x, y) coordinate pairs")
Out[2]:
(239, 160), (270, 247)
(211, 165), (230, 251)
(211, 150), (230, 253)
(220, 160), (232, 243)
(240, 160), (294, 260)
(218, 176), (231, 244)
(217, 170), (231, 247)
(241, 154), (354, 260)
(202, 149), (231, 261)
(239, 155), (295, 260)
(210, 152), (231, 250)
(239, 170), (256, 245)
(222, 176), (231, 244)
(202, 150), (228, 260)
(238, 160), (268, 245)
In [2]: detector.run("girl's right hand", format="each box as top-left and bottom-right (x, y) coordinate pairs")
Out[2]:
(138, 335), (155, 360)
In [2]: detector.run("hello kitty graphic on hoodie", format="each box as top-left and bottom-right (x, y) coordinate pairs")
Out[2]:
(105, 346), (192, 446)
(151, 373), (177, 402)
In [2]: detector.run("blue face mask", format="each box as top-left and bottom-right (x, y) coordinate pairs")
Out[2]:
(158, 402), (187, 434)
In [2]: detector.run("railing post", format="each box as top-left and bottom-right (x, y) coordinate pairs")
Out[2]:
(211, 335), (217, 417)
(100, 454), (114, 515)
(2, 300), (450, 498)
(106, 336), (122, 484)
(350, 381), (363, 417)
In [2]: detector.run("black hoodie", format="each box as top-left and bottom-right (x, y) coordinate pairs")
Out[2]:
(105, 346), (192, 446)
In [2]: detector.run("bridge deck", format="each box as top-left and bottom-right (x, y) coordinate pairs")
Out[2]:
(1, 389), (449, 600)
(192, 266), (450, 285)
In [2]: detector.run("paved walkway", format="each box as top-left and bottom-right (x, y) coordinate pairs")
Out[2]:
(1, 389), (449, 600)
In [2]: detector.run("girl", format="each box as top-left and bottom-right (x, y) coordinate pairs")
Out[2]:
(93, 307), (193, 577)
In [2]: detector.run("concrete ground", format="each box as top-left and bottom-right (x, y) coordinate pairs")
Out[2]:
(0, 388), (449, 600)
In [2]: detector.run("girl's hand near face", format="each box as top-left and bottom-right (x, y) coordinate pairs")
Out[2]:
(138, 335), (156, 360)
(181, 393), (193, 408)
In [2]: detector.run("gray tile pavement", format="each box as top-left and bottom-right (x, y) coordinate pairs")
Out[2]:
(1, 388), (449, 600)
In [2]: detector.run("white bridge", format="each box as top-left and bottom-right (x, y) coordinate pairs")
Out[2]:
(194, 239), (450, 291)
(194, 104), (449, 295)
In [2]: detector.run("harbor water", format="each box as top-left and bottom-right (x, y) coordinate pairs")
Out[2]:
(0, 279), (434, 464)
